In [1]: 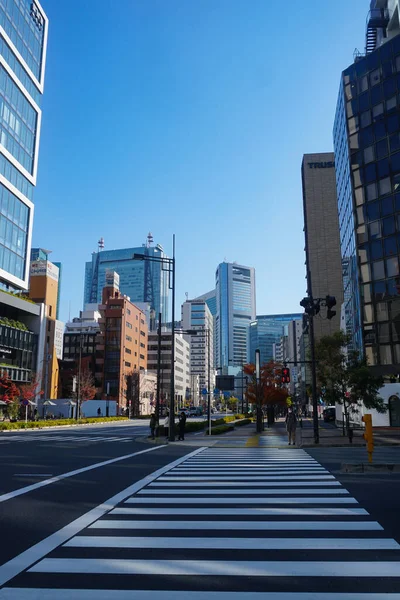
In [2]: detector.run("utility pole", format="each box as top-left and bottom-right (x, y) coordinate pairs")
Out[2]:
(169, 234), (176, 441)
(156, 312), (162, 431)
(207, 328), (211, 436)
(255, 349), (262, 433)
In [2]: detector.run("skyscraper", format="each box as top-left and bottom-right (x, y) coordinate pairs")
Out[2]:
(301, 153), (344, 340)
(333, 0), (400, 372)
(215, 262), (256, 369)
(182, 298), (215, 395)
(84, 235), (169, 327)
(249, 313), (303, 365)
(0, 1), (48, 291)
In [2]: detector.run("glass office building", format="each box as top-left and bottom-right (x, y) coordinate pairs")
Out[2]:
(333, 1), (400, 373)
(215, 262), (256, 368)
(249, 313), (303, 365)
(0, 1), (48, 291)
(84, 243), (169, 327)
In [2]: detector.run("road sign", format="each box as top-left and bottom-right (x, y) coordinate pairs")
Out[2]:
(213, 388), (219, 395)
(224, 391), (230, 398)
(201, 388), (207, 395)
(21, 399), (29, 406)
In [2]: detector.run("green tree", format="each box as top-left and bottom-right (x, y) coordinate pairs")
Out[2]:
(314, 331), (386, 436)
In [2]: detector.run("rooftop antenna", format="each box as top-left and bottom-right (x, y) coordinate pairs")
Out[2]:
(185, 292), (188, 301)
(98, 237), (104, 251)
(146, 232), (153, 248)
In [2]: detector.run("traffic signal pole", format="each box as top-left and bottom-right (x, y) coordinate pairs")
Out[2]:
(308, 306), (319, 444)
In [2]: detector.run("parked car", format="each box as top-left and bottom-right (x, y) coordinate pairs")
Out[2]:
(323, 406), (336, 422)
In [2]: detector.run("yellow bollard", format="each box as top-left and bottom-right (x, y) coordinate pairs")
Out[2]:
(362, 414), (374, 463)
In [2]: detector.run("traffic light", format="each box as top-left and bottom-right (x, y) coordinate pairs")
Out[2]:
(362, 414), (374, 462)
(326, 295), (337, 320)
(300, 297), (320, 316)
(281, 367), (290, 384)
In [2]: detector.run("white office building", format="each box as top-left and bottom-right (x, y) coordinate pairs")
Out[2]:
(182, 299), (215, 397)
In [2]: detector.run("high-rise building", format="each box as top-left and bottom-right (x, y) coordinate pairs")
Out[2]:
(301, 153), (344, 340)
(147, 330), (191, 412)
(182, 298), (215, 396)
(333, 0), (400, 373)
(31, 248), (62, 319)
(215, 262), (256, 369)
(84, 235), (169, 328)
(0, 1), (48, 291)
(95, 273), (148, 412)
(195, 289), (217, 316)
(249, 313), (303, 365)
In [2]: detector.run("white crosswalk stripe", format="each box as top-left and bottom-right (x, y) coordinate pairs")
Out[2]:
(1, 446), (399, 597)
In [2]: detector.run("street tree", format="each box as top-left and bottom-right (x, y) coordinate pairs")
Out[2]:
(244, 360), (288, 431)
(314, 331), (386, 435)
(0, 372), (21, 420)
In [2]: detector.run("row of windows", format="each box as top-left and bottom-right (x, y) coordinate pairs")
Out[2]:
(350, 114), (400, 153)
(0, 35), (41, 104)
(0, 153), (33, 199)
(0, 182), (28, 227)
(0, 0), (45, 80)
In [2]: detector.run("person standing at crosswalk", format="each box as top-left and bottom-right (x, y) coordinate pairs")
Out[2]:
(285, 407), (297, 445)
(178, 411), (187, 441)
(164, 412), (169, 438)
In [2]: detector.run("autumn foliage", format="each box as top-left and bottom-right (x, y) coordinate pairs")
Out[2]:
(244, 360), (289, 407)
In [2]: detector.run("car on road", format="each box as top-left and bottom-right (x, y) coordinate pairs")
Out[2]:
(323, 406), (336, 422)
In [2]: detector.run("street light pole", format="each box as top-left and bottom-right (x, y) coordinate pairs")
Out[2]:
(306, 270), (319, 445)
(156, 311), (162, 430)
(207, 328), (211, 435)
(169, 234), (176, 442)
(255, 348), (262, 433)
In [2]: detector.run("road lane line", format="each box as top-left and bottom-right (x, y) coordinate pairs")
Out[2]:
(124, 496), (358, 504)
(64, 536), (399, 550)
(111, 507), (368, 516)
(0, 446), (167, 505)
(28, 558), (400, 577)
(137, 488), (349, 495)
(89, 519), (383, 530)
(0, 446), (206, 587)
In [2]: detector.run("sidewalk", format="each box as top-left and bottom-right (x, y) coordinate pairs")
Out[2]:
(137, 418), (400, 448)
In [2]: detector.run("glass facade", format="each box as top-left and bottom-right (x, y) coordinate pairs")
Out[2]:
(0, 0), (46, 82)
(334, 33), (400, 369)
(0, 0), (47, 289)
(215, 262), (256, 368)
(84, 246), (169, 326)
(249, 314), (303, 365)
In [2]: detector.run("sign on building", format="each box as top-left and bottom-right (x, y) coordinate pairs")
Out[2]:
(30, 261), (59, 282)
(54, 320), (64, 359)
(105, 270), (120, 289)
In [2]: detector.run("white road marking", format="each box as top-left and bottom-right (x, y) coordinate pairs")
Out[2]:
(125, 496), (358, 504)
(0, 447), (206, 587)
(89, 519), (383, 531)
(0, 445), (166, 505)
(28, 558), (400, 577)
(137, 488), (349, 495)
(157, 475), (332, 481)
(149, 480), (339, 487)
(64, 536), (399, 550)
(3, 591), (400, 600)
(111, 507), (368, 516)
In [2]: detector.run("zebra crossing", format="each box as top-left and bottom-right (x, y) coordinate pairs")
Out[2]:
(0, 434), (133, 444)
(1, 446), (400, 598)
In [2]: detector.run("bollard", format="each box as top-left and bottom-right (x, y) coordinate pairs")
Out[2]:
(362, 414), (373, 463)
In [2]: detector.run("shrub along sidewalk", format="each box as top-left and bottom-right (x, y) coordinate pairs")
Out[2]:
(0, 416), (129, 431)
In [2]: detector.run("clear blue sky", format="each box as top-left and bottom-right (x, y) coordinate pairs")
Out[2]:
(34, 0), (367, 323)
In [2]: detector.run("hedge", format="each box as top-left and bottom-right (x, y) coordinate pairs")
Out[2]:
(210, 424), (235, 435)
(234, 418), (252, 427)
(0, 416), (128, 431)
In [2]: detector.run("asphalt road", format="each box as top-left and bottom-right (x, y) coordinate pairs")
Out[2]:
(1, 425), (400, 597)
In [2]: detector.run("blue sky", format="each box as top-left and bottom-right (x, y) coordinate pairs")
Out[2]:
(34, 0), (367, 322)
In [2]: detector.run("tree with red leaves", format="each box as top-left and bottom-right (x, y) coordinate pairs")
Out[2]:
(0, 371), (21, 420)
(244, 360), (288, 431)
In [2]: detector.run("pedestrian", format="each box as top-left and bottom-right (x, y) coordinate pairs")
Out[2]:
(164, 412), (169, 438)
(178, 410), (187, 441)
(150, 412), (157, 439)
(33, 408), (38, 421)
(285, 407), (297, 445)
(97, 407), (101, 417)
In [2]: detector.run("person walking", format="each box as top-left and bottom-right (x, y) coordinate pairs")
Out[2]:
(285, 407), (297, 445)
(178, 411), (187, 441)
(164, 412), (169, 438)
(150, 413), (157, 439)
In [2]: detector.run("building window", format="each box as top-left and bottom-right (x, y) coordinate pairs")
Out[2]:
(125, 348), (131, 354)
(126, 322), (132, 329)
(125, 361), (131, 367)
